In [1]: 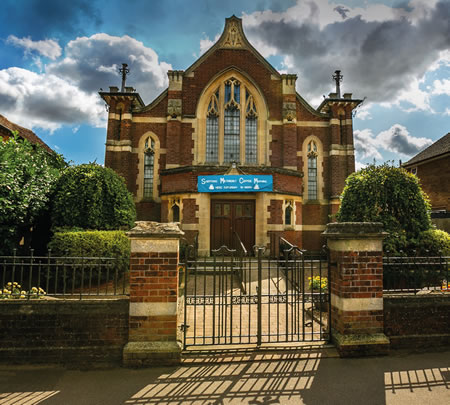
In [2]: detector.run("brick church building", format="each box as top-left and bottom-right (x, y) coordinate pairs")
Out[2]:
(100, 16), (362, 255)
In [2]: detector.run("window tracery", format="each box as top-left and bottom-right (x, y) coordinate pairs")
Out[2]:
(204, 77), (258, 164)
(307, 141), (318, 200)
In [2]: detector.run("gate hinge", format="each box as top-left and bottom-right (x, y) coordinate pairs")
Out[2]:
(179, 324), (190, 332)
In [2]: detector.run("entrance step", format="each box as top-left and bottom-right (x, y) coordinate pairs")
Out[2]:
(181, 342), (338, 364)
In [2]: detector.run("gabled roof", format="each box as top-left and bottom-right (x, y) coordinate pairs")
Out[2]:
(0, 114), (53, 153)
(404, 133), (450, 167)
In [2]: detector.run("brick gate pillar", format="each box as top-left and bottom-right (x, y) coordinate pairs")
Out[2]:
(123, 221), (184, 367)
(323, 222), (390, 357)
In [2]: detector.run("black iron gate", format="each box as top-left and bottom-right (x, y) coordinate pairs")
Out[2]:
(180, 243), (330, 348)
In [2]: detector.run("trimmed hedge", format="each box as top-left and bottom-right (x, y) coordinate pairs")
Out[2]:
(48, 230), (130, 278)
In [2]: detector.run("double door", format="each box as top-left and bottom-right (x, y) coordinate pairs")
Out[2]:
(210, 200), (255, 253)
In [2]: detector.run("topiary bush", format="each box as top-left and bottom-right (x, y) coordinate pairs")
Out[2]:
(51, 163), (136, 231)
(336, 163), (433, 254)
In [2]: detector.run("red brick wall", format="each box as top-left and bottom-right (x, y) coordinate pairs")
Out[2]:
(415, 157), (450, 211)
(129, 251), (178, 342)
(182, 198), (199, 224)
(268, 200), (283, 224)
(329, 250), (384, 335)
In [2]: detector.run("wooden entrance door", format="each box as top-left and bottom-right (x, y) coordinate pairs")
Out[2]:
(211, 200), (255, 252)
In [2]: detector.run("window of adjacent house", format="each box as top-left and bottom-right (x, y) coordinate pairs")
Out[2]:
(171, 204), (180, 222)
(205, 78), (258, 164)
(411, 167), (417, 175)
(307, 141), (318, 200)
(285, 203), (293, 225)
(143, 137), (155, 198)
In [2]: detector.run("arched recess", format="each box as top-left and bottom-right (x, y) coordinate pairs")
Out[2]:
(136, 132), (161, 202)
(302, 135), (324, 201)
(195, 68), (268, 165)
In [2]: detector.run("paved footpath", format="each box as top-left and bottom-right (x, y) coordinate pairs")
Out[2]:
(0, 348), (448, 405)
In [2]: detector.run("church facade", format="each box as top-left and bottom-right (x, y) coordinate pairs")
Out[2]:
(100, 16), (362, 255)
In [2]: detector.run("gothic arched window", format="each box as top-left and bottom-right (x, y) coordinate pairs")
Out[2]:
(307, 141), (318, 200)
(171, 204), (180, 222)
(205, 77), (258, 164)
(143, 137), (155, 198)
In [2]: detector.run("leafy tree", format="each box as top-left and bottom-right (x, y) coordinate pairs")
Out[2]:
(336, 163), (433, 253)
(51, 163), (136, 230)
(0, 134), (65, 255)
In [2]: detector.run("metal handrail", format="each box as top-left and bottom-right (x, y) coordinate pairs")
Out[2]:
(234, 231), (248, 257)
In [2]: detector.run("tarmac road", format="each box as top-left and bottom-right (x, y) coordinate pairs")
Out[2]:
(0, 348), (448, 405)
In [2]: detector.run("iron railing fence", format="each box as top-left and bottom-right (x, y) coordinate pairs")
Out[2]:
(0, 250), (129, 300)
(383, 252), (449, 295)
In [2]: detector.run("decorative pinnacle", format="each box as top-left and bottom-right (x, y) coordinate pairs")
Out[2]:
(332, 70), (343, 98)
(119, 63), (130, 92)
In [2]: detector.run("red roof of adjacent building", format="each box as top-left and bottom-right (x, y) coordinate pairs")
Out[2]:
(0, 114), (53, 153)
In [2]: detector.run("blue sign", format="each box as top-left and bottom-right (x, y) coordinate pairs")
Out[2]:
(198, 175), (273, 193)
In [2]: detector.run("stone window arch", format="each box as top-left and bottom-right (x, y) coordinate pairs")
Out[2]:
(197, 71), (267, 165)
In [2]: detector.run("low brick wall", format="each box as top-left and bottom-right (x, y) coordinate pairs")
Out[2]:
(0, 299), (129, 366)
(384, 295), (450, 349)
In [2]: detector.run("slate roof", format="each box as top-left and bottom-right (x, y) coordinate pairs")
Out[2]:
(404, 133), (450, 166)
(0, 114), (53, 153)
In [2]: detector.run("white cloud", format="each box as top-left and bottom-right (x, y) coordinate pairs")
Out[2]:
(199, 34), (220, 55)
(354, 104), (372, 120)
(241, 0), (449, 108)
(355, 161), (368, 171)
(431, 79), (450, 96)
(354, 129), (383, 161)
(47, 33), (171, 103)
(0, 33), (172, 133)
(0, 67), (105, 132)
(376, 124), (433, 156)
(7, 35), (62, 60)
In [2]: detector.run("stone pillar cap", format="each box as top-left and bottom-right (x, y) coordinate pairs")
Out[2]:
(323, 222), (387, 238)
(126, 221), (184, 238)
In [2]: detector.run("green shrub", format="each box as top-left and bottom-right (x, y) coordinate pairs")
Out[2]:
(0, 134), (65, 255)
(414, 229), (450, 256)
(336, 163), (432, 253)
(51, 163), (136, 230)
(48, 230), (130, 284)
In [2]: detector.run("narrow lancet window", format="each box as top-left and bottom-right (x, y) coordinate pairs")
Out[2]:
(205, 90), (219, 163)
(224, 79), (240, 163)
(307, 141), (318, 200)
(143, 137), (155, 198)
(245, 92), (257, 164)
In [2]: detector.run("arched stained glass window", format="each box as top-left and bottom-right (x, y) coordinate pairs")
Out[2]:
(204, 77), (259, 165)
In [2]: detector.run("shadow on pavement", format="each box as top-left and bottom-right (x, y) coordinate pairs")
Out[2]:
(0, 349), (448, 404)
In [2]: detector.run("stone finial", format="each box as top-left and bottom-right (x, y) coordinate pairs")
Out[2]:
(168, 70), (183, 91)
(281, 74), (297, 95)
(221, 19), (244, 48)
(127, 221), (184, 238)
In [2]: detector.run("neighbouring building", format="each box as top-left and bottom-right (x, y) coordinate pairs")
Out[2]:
(100, 16), (362, 255)
(403, 132), (450, 232)
(0, 114), (53, 153)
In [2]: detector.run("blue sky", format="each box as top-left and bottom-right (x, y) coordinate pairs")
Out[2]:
(1, 0), (449, 168)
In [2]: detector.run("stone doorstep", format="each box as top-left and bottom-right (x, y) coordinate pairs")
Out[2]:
(332, 331), (390, 357)
(123, 341), (182, 367)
